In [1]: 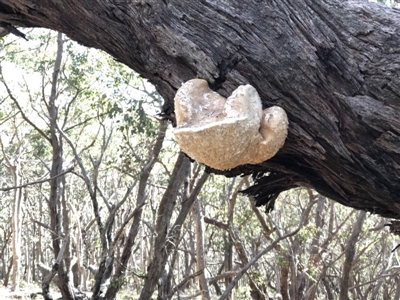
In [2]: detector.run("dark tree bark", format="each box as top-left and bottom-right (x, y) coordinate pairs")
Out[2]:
(1, 0), (400, 217)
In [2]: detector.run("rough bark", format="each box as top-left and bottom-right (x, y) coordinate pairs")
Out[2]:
(1, 0), (400, 217)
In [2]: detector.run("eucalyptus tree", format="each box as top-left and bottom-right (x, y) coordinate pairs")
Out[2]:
(1, 12), (399, 299)
(0, 0), (399, 219)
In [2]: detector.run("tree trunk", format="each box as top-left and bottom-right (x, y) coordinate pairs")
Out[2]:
(0, 138), (24, 292)
(4, 255), (13, 287)
(304, 195), (327, 299)
(137, 153), (190, 300)
(191, 198), (211, 300)
(104, 120), (168, 299)
(339, 210), (366, 300)
(226, 184), (266, 300)
(0, 230), (11, 283)
(41, 31), (76, 300)
(11, 183), (22, 292)
(166, 170), (210, 300)
(280, 255), (290, 300)
(224, 234), (233, 300)
(1, 1), (400, 217)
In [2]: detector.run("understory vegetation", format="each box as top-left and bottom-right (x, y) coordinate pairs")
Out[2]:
(1, 29), (400, 300)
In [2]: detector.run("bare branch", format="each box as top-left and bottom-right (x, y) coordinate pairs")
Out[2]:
(208, 271), (239, 284)
(349, 267), (400, 290)
(63, 112), (108, 132)
(30, 218), (58, 237)
(112, 202), (146, 247)
(219, 199), (318, 300)
(168, 269), (204, 297)
(0, 111), (20, 126)
(204, 217), (228, 231)
(0, 166), (74, 191)
(0, 65), (51, 143)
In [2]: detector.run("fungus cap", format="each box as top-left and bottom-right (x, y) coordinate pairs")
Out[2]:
(174, 79), (288, 170)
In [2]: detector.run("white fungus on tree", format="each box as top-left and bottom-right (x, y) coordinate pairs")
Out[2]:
(174, 79), (289, 170)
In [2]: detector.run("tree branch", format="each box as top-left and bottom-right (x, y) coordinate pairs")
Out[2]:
(0, 167), (74, 191)
(219, 199), (318, 300)
(0, 65), (51, 143)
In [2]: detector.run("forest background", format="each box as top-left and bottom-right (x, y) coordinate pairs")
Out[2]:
(1, 2), (400, 299)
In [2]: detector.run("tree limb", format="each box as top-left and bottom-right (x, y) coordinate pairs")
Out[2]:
(0, 167), (74, 191)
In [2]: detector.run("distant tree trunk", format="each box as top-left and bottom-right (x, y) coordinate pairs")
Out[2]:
(395, 276), (400, 300)
(36, 193), (44, 283)
(224, 233), (233, 300)
(11, 185), (22, 292)
(135, 157), (209, 300)
(0, 230), (11, 282)
(280, 255), (290, 300)
(41, 238), (70, 300)
(227, 181), (265, 300)
(137, 153), (190, 300)
(4, 256), (13, 287)
(191, 198), (211, 300)
(32, 31), (79, 300)
(104, 120), (168, 300)
(0, 139), (24, 292)
(31, 223), (36, 283)
(339, 211), (367, 300)
(70, 206), (84, 289)
(166, 169), (209, 300)
(288, 235), (303, 300)
(60, 175), (75, 297)
(304, 195), (327, 299)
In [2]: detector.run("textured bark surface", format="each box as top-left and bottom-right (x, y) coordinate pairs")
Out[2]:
(1, 0), (399, 217)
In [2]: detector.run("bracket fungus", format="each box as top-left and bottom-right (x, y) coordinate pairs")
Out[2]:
(174, 79), (289, 170)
